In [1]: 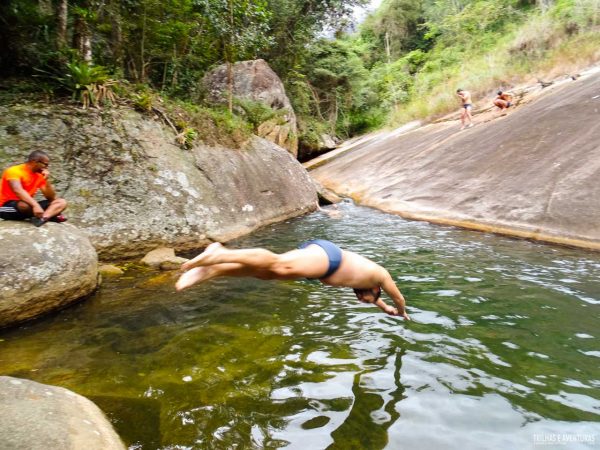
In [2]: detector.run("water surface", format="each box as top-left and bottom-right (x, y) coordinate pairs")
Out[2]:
(1, 203), (599, 449)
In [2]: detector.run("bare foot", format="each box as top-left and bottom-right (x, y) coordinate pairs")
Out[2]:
(176, 267), (211, 291)
(181, 242), (224, 271)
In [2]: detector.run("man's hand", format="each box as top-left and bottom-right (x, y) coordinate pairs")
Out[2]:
(32, 203), (44, 218)
(41, 169), (49, 179)
(383, 305), (398, 316)
(381, 304), (411, 320)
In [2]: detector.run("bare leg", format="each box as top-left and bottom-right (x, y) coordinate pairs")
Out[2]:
(182, 243), (280, 271)
(176, 262), (270, 291)
(466, 108), (473, 127)
(181, 244), (329, 280)
(16, 198), (67, 220)
(42, 198), (67, 220)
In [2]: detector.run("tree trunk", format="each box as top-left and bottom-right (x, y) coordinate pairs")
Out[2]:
(56, 0), (68, 51)
(38, 0), (52, 16)
(140, 4), (147, 82)
(227, 0), (234, 113)
(171, 44), (179, 90)
(227, 60), (233, 113)
(73, 13), (92, 62)
(108, 0), (123, 69)
(385, 31), (391, 64)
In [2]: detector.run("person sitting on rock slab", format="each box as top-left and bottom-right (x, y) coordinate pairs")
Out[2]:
(176, 240), (410, 319)
(494, 90), (513, 111)
(0, 150), (67, 227)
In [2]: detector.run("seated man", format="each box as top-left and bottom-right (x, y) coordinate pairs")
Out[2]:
(176, 240), (410, 319)
(0, 150), (67, 227)
(494, 91), (513, 110)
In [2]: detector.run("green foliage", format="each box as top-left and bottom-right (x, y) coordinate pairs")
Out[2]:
(193, 0), (273, 63)
(132, 92), (154, 112)
(3, 0), (600, 148)
(297, 117), (330, 151)
(234, 99), (279, 129)
(176, 127), (198, 149)
(37, 61), (117, 108)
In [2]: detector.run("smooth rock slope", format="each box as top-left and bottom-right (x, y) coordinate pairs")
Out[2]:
(309, 72), (600, 250)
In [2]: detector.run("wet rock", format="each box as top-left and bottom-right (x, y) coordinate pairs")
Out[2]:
(0, 221), (98, 328)
(312, 179), (342, 205)
(141, 247), (187, 270)
(203, 59), (298, 156)
(99, 264), (124, 276)
(0, 376), (125, 450)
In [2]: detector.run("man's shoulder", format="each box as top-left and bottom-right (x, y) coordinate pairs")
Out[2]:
(3, 164), (27, 177)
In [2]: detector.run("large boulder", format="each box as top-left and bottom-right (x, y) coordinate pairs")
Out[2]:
(0, 376), (125, 450)
(310, 72), (600, 250)
(0, 106), (317, 260)
(0, 221), (98, 328)
(203, 59), (298, 156)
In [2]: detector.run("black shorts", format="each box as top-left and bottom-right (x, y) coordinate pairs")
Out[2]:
(0, 199), (50, 220)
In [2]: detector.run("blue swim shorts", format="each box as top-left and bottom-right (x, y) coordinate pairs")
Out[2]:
(298, 239), (342, 279)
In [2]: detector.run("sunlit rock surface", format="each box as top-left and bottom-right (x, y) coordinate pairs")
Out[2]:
(309, 71), (600, 250)
(0, 221), (98, 327)
(0, 376), (125, 450)
(0, 107), (317, 260)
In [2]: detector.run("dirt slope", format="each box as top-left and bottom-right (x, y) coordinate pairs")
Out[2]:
(309, 71), (600, 250)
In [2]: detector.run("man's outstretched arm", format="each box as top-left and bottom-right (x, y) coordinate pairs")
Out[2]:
(378, 269), (410, 320)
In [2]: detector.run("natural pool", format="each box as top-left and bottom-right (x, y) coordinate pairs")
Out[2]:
(1, 202), (599, 449)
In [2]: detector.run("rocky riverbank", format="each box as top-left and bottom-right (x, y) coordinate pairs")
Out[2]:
(0, 105), (317, 260)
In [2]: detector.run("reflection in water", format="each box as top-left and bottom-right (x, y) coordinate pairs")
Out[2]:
(0, 202), (599, 449)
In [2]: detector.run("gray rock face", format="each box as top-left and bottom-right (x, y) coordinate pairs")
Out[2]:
(0, 221), (98, 327)
(0, 376), (125, 450)
(0, 106), (317, 260)
(310, 73), (600, 250)
(203, 59), (298, 156)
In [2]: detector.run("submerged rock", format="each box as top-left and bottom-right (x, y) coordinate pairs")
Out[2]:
(0, 221), (98, 328)
(0, 376), (125, 450)
(98, 264), (124, 276)
(141, 247), (187, 270)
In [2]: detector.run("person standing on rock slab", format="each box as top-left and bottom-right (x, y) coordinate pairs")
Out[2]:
(456, 88), (474, 130)
(176, 240), (410, 320)
(0, 150), (68, 227)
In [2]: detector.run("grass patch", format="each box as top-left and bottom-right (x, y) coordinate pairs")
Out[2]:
(388, 13), (600, 127)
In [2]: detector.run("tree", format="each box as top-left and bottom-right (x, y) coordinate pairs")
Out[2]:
(262, 0), (368, 78)
(194, 0), (272, 111)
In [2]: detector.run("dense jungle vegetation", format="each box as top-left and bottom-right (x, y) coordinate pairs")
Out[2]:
(1, 0), (599, 153)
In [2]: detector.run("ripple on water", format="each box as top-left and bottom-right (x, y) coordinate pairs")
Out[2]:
(0, 202), (599, 448)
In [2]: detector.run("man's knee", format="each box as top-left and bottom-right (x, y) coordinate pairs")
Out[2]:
(16, 201), (32, 214)
(54, 198), (67, 210)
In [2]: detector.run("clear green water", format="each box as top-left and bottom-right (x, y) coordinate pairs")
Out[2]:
(1, 203), (599, 449)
